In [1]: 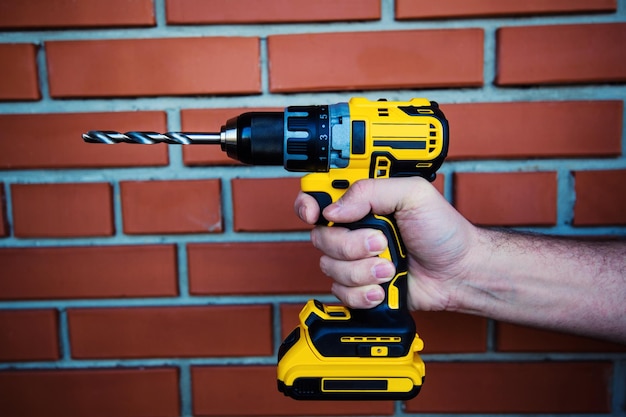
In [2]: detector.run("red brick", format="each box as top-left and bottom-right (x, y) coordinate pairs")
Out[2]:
(0, 368), (179, 417)
(69, 305), (272, 358)
(181, 107), (281, 166)
(396, 0), (616, 19)
(0, 112), (168, 169)
(188, 241), (328, 295)
(280, 304), (306, 339)
(573, 169), (626, 226)
(46, 37), (260, 98)
(0, 0), (154, 29)
(0, 245), (177, 300)
(497, 322), (626, 353)
(454, 172), (557, 226)
(412, 311), (487, 353)
(232, 177), (307, 232)
(0, 185), (7, 237)
(0, 309), (59, 361)
(192, 365), (394, 416)
(432, 174), (444, 194)
(121, 179), (222, 234)
(11, 183), (113, 237)
(167, 0), (380, 24)
(0, 43), (39, 101)
(443, 101), (623, 160)
(406, 361), (611, 413)
(497, 23), (626, 86)
(268, 29), (483, 93)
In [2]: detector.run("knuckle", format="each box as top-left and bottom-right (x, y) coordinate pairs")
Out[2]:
(338, 241), (359, 260)
(349, 179), (370, 199)
(347, 264), (370, 286)
(337, 230), (372, 260)
(343, 291), (362, 309)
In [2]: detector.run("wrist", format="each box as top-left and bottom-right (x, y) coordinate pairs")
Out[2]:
(448, 227), (517, 316)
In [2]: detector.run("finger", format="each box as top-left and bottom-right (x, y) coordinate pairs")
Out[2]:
(331, 282), (385, 309)
(294, 192), (320, 225)
(320, 255), (395, 287)
(311, 226), (387, 261)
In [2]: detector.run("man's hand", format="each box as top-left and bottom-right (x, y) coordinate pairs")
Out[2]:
(295, 177), (479, 312)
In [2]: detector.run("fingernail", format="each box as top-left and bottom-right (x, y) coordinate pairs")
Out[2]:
(372, 262), (394, 280)
(366, 232), (386, 253)
(366, 288), (384, 303)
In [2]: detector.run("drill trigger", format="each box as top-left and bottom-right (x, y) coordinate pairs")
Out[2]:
(305, 191), (333, 226)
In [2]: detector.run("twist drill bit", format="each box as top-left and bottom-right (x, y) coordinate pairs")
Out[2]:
(82, 131), (221, 145)
(82, 110), (285, 165)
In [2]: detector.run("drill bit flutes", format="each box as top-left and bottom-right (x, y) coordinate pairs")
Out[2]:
(82, 131), (221, 145)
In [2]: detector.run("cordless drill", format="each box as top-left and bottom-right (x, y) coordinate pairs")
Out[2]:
(83, 97), (449, 400)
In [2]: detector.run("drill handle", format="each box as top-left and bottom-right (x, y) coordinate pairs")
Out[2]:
(306, 189), (410, 315)
(336, 212), (410, 314)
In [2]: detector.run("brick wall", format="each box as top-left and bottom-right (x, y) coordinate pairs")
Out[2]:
(0, 1), (625, 416)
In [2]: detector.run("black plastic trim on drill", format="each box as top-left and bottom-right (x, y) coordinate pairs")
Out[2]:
(331, 180), (350, 189)
(225, 112), (284, 165)
(277, 327), (300, 362)
(323, 379), (388, 391)
(305, 191), (333, 226)
(397, 101), (441, 116)
(284, 105), (331, 172)
(351, 120), (366, 154)
(373, 140), (427, 150)
(369, 152), (439, 182)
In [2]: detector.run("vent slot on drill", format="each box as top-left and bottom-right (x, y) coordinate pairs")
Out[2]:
(374, 156), (391, 179)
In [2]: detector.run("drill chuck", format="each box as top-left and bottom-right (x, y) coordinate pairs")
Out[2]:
(223, 112), (284, 165)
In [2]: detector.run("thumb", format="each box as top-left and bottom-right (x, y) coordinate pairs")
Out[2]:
(322, 177), (429, 223)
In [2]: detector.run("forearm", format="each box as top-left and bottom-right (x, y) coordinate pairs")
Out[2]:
(454, 228), (626, 343)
